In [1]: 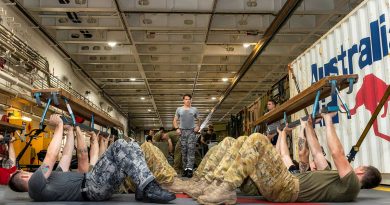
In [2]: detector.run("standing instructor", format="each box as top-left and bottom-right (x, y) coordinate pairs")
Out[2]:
(173, 94), (200, 178)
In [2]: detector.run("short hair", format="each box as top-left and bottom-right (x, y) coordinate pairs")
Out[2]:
(183, 94), (192, 99)
(208, 125), (214, 131)
(268, 99), (277, 105)
(361, 166), (382, 189)
(159, 127), (164, 131)
(8, 171), (26, 192)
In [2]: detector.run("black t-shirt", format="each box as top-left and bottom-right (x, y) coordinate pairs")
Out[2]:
(28, 167), (84, 201)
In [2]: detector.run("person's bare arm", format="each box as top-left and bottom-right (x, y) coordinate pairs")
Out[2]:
(89, 131), (99, 166)
(194, 117), (201, 132)
(173, 116), (181, 135)
(298, 119), (310, 173)
(323, 112), (352, 178)
(58, 125), (75, 172)
(277, 125), (294, 168)
(306, 117), (329, 170)
(8, 137), (16, 167)
(75, 126), (89, 173)
(167, 138), (174, 153)
(99, 134), (109, 157)
(41, 114), (64, 179)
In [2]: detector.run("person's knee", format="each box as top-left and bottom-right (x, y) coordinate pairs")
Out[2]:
(141, 141), (153, 149)
(237, 135), (248, 142)
(250, 133), (269, 144)
(221, 137), (235, 145)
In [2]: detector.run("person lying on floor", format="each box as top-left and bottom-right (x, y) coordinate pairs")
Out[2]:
(197, 112), (382, 204)
(7, 114), (176, 203)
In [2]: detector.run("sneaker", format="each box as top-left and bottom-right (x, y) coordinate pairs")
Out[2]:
(135, 180), (176, 203)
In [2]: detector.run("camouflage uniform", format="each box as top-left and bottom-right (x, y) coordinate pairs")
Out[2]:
(173, 138), (182, 173)
(193, 144), (219, 179)
(223, 133), (299, 202)
(195, 137), (235, 178)
(85, 139), (155, 201)
(122, 142), (178, 193)
(180, 129), (197, 169)
(205, 136), (247, 183)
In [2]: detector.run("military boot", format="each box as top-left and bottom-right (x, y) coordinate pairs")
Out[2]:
(184, 179), (209, 199)
(135, 180), (176, 203)
(197, 182), (236, 205)
(203, 179), (221, 194)
(161, 177), (187, 193)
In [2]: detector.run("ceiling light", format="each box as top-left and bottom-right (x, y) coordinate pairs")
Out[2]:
(206, 109), (210, 112)
(130, 78), (136, 81)
(140, 97), (145, 100)
(211, 97), (217, 100)
(107, 41), (117, 47)
(21, 116), (32, 122)
(243, 43), (251, 48)
(222, 78), (228, 82)
(147, 109), (152, 112)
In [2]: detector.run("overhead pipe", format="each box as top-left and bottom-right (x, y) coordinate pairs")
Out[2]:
(201, 0), (304, 129)
(9, 0), (126, 117)
(0, 69), (33, 92)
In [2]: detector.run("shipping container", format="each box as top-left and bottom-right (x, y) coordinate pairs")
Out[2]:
(290, 0), (390, 183)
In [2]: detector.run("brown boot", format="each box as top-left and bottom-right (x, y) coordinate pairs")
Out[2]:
(203, 180), (221, 194)
(161, 177), (187, 193)
(197, 182), (236, 205)
(184, 179), (209, 199)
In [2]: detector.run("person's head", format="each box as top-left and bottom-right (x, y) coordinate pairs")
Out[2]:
(149, 130), (154, 136)
(207, 125), (214, 133)
(159, 127), (165, 132)
(8, 170), (32, 192)
(182, 94), (192, 106)
(354, 166), (382, 189)
(267, 99), (277, 111)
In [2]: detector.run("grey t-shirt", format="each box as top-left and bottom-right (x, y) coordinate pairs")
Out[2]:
(28, 167), (84, 201)
(175, 106), (199, 129)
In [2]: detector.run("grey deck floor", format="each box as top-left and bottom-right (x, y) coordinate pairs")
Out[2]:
(1, 186), (389, 204)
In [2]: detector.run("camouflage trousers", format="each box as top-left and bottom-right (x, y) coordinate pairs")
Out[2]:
(180, 129), (197, 169)
(122, 142), (178, 193)
(223, 133), (299, 202)
(85, 139), (155, 201)
(194, 137), (235, 178)
(173, 139), (182, 173)
(195, 136), (260, 195)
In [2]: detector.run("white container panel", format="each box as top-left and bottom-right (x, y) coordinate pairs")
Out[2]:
(290, 0), (390, 173)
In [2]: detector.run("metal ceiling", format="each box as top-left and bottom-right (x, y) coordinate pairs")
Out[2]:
(12, 0), (363, 129)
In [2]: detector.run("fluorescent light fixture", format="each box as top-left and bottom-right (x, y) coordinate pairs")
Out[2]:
(211, 97), (217, 100)
(140, 97), (145, 100)
(222, 78), (229, 82)
(21, 116), (32, 122)
(243, 43), (251, 48)
(147, 109), (152, 112)
(130, 78), (136, 81)
(206, 109), (210, 112)
(107, 41), (117, 47)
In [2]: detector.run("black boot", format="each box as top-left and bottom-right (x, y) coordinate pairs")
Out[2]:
(181, 169), (188, 177)
(135, 180), (176, 203)
(187, 169), (193, 178)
